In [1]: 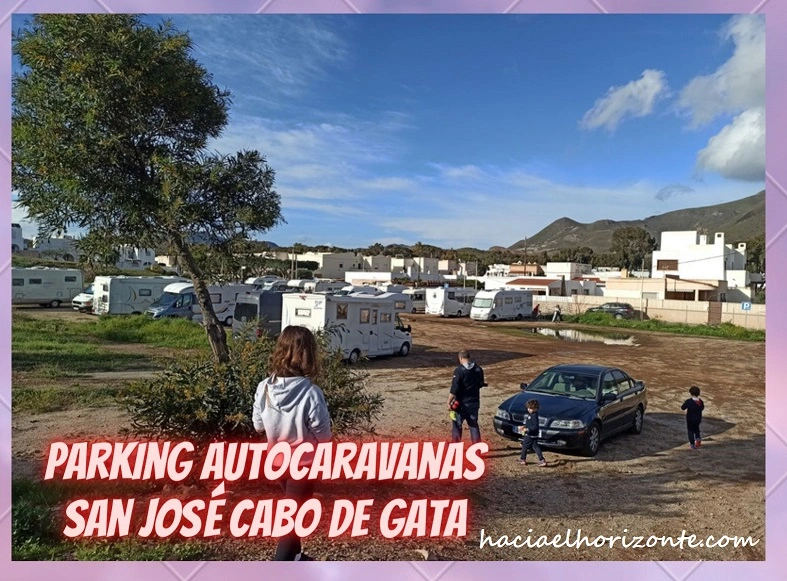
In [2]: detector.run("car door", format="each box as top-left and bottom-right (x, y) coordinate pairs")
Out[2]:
(612, 370), (639, 425)
(598, 371), (628, 436)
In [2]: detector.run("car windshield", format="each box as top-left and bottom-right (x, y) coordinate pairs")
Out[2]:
(82, 284), (94, 295)
(526, 370), (598, 400)
(151, 291), (177, 308)
(473, 298), (493, 308)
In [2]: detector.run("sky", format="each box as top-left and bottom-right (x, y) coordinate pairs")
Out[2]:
(11, 14), (765, 250)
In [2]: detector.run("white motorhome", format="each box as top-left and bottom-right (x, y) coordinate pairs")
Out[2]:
(12, 267), (83, 307)
(303, 279), (347, 294)
(92, 276), (187, 315)
(336, 285), (380, 296)
(245, 276), (282, 290)
(403, 288), (426, 314)
(470, 289), (534, 321)
(281, 293), (413, 364)
(425, 287), (477, 317)
(370, 292), (413, 315)
(145, 282), (253, 326)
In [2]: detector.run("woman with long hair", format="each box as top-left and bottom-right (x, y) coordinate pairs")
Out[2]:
(252, 325), (332, 561)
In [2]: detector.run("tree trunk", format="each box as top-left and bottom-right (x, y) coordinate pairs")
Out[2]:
(171, 233), (230, 364)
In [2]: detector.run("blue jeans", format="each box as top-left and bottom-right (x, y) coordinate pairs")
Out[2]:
(452, 405), (481, 444)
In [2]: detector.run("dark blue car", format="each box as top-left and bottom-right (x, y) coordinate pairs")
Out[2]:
(493, 364), (647, 456)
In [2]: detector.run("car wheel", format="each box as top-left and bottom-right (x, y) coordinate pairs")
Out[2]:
(615, 313), (623, 320)
(49, 300), (61, 308)
(399, 342), (410, 357)
(411, 308), (417, 314)
(630, 406), (644, 434)
(348, 349), (360, 365)
(583, 422), (601, 457)
(457, 311), (462, 317)
(490, 315), (497, 321)
(224, 316), (233, 326)
(516, 313), (523, 320)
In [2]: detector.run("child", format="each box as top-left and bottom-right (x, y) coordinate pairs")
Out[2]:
(252, 325), (332, 561)
(518, 399), (547, 466)
(681, 385), (704, 449)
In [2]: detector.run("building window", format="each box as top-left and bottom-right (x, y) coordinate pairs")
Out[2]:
(656, 259), (678, 271)
(337, 304), (348, 320)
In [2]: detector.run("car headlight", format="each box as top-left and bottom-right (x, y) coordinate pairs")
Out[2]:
(495, 409), (511, 421)
(550, 419), (586, 429)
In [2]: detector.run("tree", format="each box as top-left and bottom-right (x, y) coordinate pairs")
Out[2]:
(609, 227), (656, 271)
(745, 235), (765, 272)
(366, 242), (385, 256)
(12, 15), (283, 363)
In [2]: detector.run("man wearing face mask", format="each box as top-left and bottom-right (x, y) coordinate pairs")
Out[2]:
(447, 349), (486, 444)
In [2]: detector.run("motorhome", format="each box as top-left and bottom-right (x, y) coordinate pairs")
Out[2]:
(424, 287), (477, 317)
(232, 289), (295, 339)
(470, 289), (534, 321)
(281, 293), (413, 364)
(303, 279), (347, 294)
(378, 283), (408, 294)
(12, 267), (83, 307)
(71, 283), (95, 312)
(245, 276), (282, 290)
(371, 292), (413, 315)
(92, 276), (187, 315)
(145, 282), (253, 325)
(403, 288), (426, 314)
(336, 285), (380, 296)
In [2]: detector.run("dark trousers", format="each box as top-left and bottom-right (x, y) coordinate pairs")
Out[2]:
(687, 420), (702, 446)
(452, 405), (481, 444)
(274, 478), (316, 561)
(520, 435), (544, 461)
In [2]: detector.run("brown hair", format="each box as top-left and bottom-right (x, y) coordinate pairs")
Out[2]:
(689, 385), (701, 397)
(268, 325), (320, 379)
(526, 399), (539, 411)
(458, 350), (471, 360)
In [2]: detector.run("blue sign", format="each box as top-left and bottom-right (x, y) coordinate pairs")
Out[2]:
(741, 302), (752, 311)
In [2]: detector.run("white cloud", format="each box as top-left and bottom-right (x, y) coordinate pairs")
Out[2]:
(580, 69), (669, 131)
(678, 15), (765, 127)
(696, 107), (765, 181)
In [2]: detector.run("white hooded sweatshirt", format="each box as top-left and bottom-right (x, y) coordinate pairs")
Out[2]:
(252, 375), (333, 464)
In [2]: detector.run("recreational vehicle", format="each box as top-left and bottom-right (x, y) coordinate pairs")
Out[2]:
(403, 288), (426, 314)
(232, 289), (295, 339)
(336, 285), (380, 296)
(303, 279), (347, 294)
(425, 287), (477, 317)
(71, 283), (94, 312)
(145, 282), (253, 325)
(281, 293), (413, 364)
(12, 267), (83, 307)
(372, 292), (413, 315)
(92, 276), (187, 315)
(245, 276), (281, 289)
(470, 289), (534, 321)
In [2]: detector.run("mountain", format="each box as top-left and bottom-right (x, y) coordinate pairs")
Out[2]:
(508, 191), (765, 253)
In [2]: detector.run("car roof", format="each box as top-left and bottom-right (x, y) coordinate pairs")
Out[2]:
(547, 364), (615, 374)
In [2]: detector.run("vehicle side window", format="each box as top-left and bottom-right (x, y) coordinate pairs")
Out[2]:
(611, 370), (632, 393)
(360, 308), (370, 323)
(514, 296), (521, 303)
(601, 372), (619, 399)
(29, 278), (42, 285)
(448, 292), (455, 300)
(139, 289), (152, 297)
(210, 293), (222, 304)
(336, 304), (348, 320)
(12, 278), (23, 287)
(505, 297), (513, 304)
(65, 276), (77, 282)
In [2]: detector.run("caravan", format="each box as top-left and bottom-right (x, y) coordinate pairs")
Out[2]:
(425, 287), (477, 317)
(470, 289), (534, 321)
(303, 279), (346, 294)
(92, 276), (187, 315)
(403, 288), (426, 314)
(12, 267), (83, 307)
(145, 282), (253, 325)
(336, 285), (380, 296)
(281, 293), (413, 364)
(232, 288), (295, 339)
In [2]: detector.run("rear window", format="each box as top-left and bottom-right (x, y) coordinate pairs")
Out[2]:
(234, 302), (259, 321)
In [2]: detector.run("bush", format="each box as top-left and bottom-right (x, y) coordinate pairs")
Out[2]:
(125, 331), (384, 439)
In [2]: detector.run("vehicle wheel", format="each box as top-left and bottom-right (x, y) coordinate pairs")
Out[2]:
(224, 316), (233, 326)
(490, 315), (497, 321)
(49, 300), (61, 308)
(411, 308), (417, 314)
(583, 422), (601, 457)
(630, 406), (644, 434)
(457, 311), (462, 317)
(131, 311), (141, 315)
(399, 342), (410, 357)
(348, 349), (360, 365)
(516, 313), (523, 320)
(615, 313), (623, 320)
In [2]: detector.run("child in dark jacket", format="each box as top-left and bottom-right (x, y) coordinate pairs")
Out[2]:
(518, 399), (547, 466)
(681, 386), (704, 449)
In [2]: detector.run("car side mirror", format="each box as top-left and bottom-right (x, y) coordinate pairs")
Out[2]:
(520, 382), (528, 391)
(601, 392), (616, 403)
(406, 325), (412, 333)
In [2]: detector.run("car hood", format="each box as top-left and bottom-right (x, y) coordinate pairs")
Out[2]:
(500, 391), (598, 420)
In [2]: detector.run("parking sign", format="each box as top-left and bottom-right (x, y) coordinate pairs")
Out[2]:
(741, 302), (752, 311)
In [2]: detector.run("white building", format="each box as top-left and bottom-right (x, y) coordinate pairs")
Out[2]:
(33, 234), (81, 261)
(651, 231), (751, 301)
(362, 254), (392, 272)
(485, 275), (600, 297)
(484, 263), (511, 278)
(12, 223), (25, 252)
(116, 245), (157, 270)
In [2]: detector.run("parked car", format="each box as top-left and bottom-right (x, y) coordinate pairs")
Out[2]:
(493, 364), (647, 456)
(586, 302), (635, 319)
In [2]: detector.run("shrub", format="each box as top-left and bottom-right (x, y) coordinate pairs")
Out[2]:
(125, 330), (384, 439)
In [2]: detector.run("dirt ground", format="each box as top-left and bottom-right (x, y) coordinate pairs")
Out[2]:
(11, 309), (765, 561)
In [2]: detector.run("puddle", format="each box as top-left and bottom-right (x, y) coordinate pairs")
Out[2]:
(530, 327), (639, 346)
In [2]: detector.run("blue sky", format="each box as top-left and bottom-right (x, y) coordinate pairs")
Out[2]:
(12, 14), (765, 249)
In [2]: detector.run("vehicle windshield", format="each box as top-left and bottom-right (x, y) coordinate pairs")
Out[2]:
(473, 298), (493, 308)
(151, 291), (178, 308)
(82, 284), (94, 295)
(526, 370), (598, 400)
(234, 302), (259, 321)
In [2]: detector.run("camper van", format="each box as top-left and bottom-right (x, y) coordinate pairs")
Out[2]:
(371, 292), (413, 315)
(425, 287), (477, 317)
(336, 285), (380, 296)
(12, 267), (83, 307)
(245, 276), (281, 289)
(72, 283), (95, 312)
(92, 276), (187, 315)
(232, 289), (295, 339)
(470, 289), (534, 321)
(303, 279), (347, 294)
(403, 288), (426, 314)
(145, 282), (253, 325)
(281, 293), (413, 364)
